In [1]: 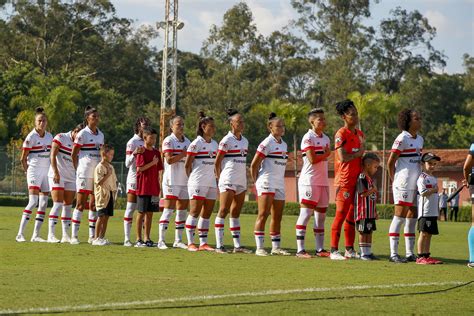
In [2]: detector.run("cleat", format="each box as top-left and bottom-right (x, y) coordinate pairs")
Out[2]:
(296, 251), (312, 259)
(16, 234), (26, 242)
(198, 243), (215, 252)
(467, 262), (474, 268)
(70, 237), (80, 245)
(406, 254), (417, 262)
(187, 244), (199, 252)
(145, 240), (154, 247)
(344, 249), (360, 259)
(255, 248), (269, 257)
(233, 247), (253, 254)
(157, 241), (168, 250)
(315, 249), (331, 257)
(215, 246), (229, 254)
(368, 254), (379, 260)
(47, 236), (60, 243)
(102, 238), (111, 245)
(360, 255), (374, 261)
(172, 241), (188, 249)
(426, 257), (443, 264)
(88, 237), (94, 244)
(134, 240), (146, 248)
(92, 238), (107, 246)
(416, 257), (431, 265)
(330, 251), (346, 260)
(60, 235), (71, 243)
(271, 248), (291, 256)
(31, 236), (47, 243)
(389, 254), (407, 263)
(123, 240), (133, 247)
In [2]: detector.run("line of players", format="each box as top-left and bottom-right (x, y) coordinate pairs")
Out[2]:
(14, 101), (446, 261)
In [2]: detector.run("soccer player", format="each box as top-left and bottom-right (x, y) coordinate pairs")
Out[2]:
(416, 152), (443, 265)
(295, 108), (331, 259)
(47, 123), (83, 243)
(387, 109), (423, 263)
(159, 116), (190, 250)
(462, 142), (474, 268)
(214, 109), (252, 254)
(135, 127), (164, 247)
(250, 113), (290, 257)
(70, 106), (104, 245)
(330, 100), (365, 260)
(355, 153), (380, 261)
(184, 112), (218, 252)
(124, 117), (150, 247)
(16, 107), (53, 242)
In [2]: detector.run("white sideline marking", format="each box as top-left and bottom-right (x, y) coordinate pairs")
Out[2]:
(0, 281), (465, 314)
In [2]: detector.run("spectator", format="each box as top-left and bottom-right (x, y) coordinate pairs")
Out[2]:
(438, 189), (448, 221)
(449, 189), (460, 222)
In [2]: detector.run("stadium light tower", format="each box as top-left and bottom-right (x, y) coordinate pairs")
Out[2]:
(158, 0), (183, 146)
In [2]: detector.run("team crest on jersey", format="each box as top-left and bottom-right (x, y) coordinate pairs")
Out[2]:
(343, 191), (350, 199)
(305, 191), (312, 198)
(209, 151), (215, 158)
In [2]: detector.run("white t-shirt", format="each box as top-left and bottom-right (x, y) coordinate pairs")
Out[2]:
(74, 126), (104, 178)
(417, 172), (439, 217)
(22, 129), (53, 169)
(255, 134), (288, 190)
(125, 134), (144, 184)
(391, 131), (423, 190)
(187, 136), (218, 188)
(298, 129), (330, 186)
(162, 133), (191, 186)
(218, 131), (248, 187)
(48, 132), (75, 182)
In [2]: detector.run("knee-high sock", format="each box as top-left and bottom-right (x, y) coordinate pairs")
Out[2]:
(344, 207), (355, 248)
(230, 217), (241, 248)
(88, 210), (98, 238)
(468, 226), (474, 263)
(404, 218), (417, 256)
(185, 215), (198, 245)
(197, 217), (210, 246)
(314, 211), (326, 252)
(61, 204), (72, 238)
(123, 202), (136, 241)
(254, 231), (264, 249)
(18, 195), (39, 236)
(48, 202), (63, 238)
(175, 210), (187, 242)
(270, 232), (281, 249)
(389, 216), (405, 257)
(296, 208), (312, 252)
(33, 195), (48, 237)
(71, 209), (83, 238)
(359, 242), (372, 256)
(330, 207), (348, 250)
(159, 208), (173, 242)
(215, 216), (225, 248)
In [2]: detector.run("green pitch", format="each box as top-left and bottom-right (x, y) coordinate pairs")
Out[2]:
(0, 206), (472, 315)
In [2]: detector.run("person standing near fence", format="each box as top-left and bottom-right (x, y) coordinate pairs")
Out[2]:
(16, 107), (53, 242)
(449, 189), (460, 222)
(438, 189), (448, 221)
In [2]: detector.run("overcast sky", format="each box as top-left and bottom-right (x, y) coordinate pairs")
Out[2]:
(112, 0), (473, 74)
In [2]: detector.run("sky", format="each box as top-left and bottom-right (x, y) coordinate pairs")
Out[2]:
(111, 0), (474, 74)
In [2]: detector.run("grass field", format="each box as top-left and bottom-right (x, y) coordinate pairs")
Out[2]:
(1, 206), (473, 315)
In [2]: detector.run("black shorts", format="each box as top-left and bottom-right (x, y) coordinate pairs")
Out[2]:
(356, 219), (376, 234)
(137, 195), (159, 213)
(418, 217), (439, 235)
(98, 194), (114, 217)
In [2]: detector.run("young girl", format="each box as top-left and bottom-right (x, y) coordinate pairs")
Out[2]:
(295, 108), (331, 259)
(47, 124), (83, 243)
(250, 113), (290, 257)
(159, 116), (190, 250)
(70, 106), (104, 245)
(124, 117), (150, 247)
(184, 112), (218, 252)
(16, 107), (53, 242)
(214, 109), (252, 254)
(92, 144), (117, 246)
(387, 109), (423, 263)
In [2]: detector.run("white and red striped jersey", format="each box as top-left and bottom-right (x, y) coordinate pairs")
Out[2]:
(125, 134), (144, 184)
(162, 133), (191, 186)
(391, 131), (423, 190)
(22, 129), (53, 169)
(48, 132), (76, 182)
(354, 173), (377, 221)
(218, 131), (248, 187)
(298, 129), (330, 186)
(255, 134), (288, 190)
(187, 136), (218, 188)
(74, 125), (104, 178)
(417, 172), (439, 218)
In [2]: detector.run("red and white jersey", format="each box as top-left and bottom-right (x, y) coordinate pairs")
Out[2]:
(187, 136), (218, 188)
(218, 131), (248, 187)
(354, 173), (377, 221)
(162, 133), (191, 186)
(22, 129), (53, 169)
(125, 134), (144, 183)
(298, 129), (330, 186)
(255, 134), (288, 190)
(417, 172), (439, 217)
(48, 132), (75, 182)
(74, 126), (104, 178)
(391, 131), (423, 190)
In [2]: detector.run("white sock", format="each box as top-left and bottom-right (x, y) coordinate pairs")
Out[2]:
(123, 202), (136, 241)
(71, 209), (83, 238)
(405, 218), (417, 256)
(88, 210), (98, 238)
(159, 208), (173, 242)
(359, 242), (372, 256)
(229, 217), (241, 248)
(185, 215), (198, 245)
(48, 202), (63, 238)
(314, 211), (326, 252)
(33, 195), (48, 237)
(271, 232), (281, 250)
(61, 204), (72, 238)
(254, 231), (264, 249)
(389, 216), (405, 257)
(215, 216), (225, 248)
(175, 210), (187, 242)
(18, 195), (38, 236)
(197, 217), (210, 246)
(296, 208), (312, 252)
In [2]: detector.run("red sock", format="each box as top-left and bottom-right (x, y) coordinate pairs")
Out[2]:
(331, 201), (348, 249)
(344, 205), (355, 248)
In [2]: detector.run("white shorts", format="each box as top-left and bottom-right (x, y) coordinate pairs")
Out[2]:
(126, 181), (137, 195)
(218, 183), (247, 195)
(393, 187), (417, 207)
(256, 183), (285, 201)
(27, 167), (49, 192)
(163, 183), (189, 200)
(76, 177), (94, 195)
(48, 176), (76, 192)
(298, 185), (329, 208)
(188, 185), (217, 200)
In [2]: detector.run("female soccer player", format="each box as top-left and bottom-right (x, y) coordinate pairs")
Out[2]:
(123, 117), (150, 247)
(70, 106), (104, 245)
(463, 142), (474, 268)
(250, 113), (290, 257)
(214, 109), (252, 254)
(47, 124), (83, 243)
(295, 108), (331, 259)
(184, 112), (218, 252)
(158, 116), (190, 250)
(330, 100), (365, 260)
(16, 107), (53, 242)
(387, 109), (423, 263)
